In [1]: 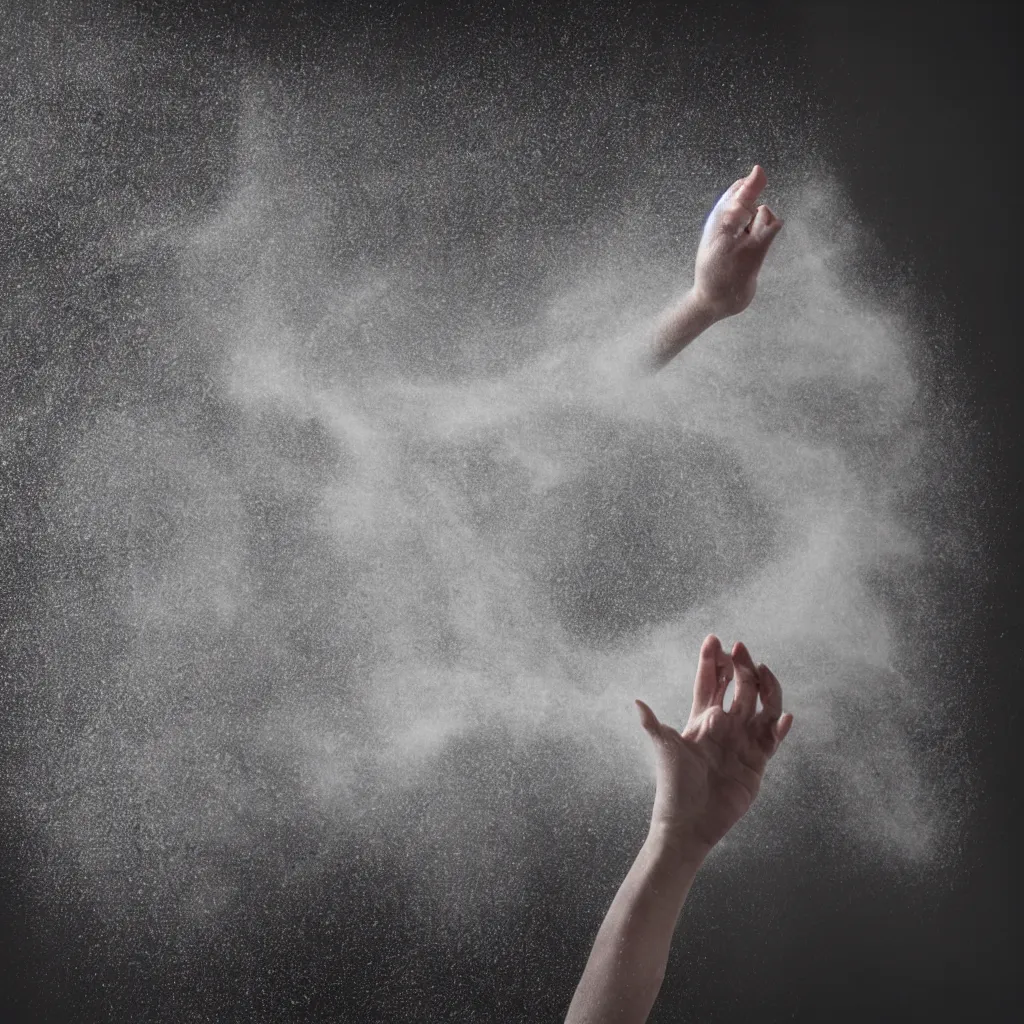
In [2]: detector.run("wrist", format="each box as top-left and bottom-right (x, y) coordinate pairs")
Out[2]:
(644, 823), (710, 871)
(649, 287), (723, 371)
(685, 284), (728, 325)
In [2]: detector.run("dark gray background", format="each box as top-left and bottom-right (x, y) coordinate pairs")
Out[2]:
(1, 1), (1018, 1021)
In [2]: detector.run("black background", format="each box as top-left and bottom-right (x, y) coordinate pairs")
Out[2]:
(1, 1), (1019, 1021)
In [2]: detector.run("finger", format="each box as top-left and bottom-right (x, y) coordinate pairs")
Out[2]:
(748, 204), (784, 244)
(732, 164), (767, 213)
(753, 661), (783, 724)
(745, 204), (773, 235)
(713, 652), (733, 709)
(711, 171), (762, 228)
(720, 176), (748, 205)
(636, 699), (669, 743)
(729, 641), (759, 721)
(718, 170), (761, 208)
(774, 712), (794, 745)
(719, 204), (757, 235)
(690, 634), (729, 716)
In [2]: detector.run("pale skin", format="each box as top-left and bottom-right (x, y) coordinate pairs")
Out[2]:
(645, 163), (783, 372)
(565, 167), (790, 1024)
(564, 637), (794, 1024)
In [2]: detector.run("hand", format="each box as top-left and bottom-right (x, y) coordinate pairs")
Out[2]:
(636, 635), (794, 862)
(691, 165), (784, 320)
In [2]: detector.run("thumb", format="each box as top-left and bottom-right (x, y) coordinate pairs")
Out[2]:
(635, 699), (664, 740)
(774, 712), (795, 745)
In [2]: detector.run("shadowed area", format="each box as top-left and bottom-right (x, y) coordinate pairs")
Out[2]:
(529, 416), (777, 644)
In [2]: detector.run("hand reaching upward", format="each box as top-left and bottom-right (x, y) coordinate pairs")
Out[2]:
(636, 635), (794, 861)
(691, 165), (784, 320)
(566, 635), (795, 1023)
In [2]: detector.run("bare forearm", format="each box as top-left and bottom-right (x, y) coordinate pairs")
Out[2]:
(645, 287), (721, 373)
(565, 832), (704, 1024)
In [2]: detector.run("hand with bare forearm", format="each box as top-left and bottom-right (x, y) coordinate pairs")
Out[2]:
(565, 635), (794, 1024)
(637, 635), (794, 858)
(648, 165), (784, 371)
